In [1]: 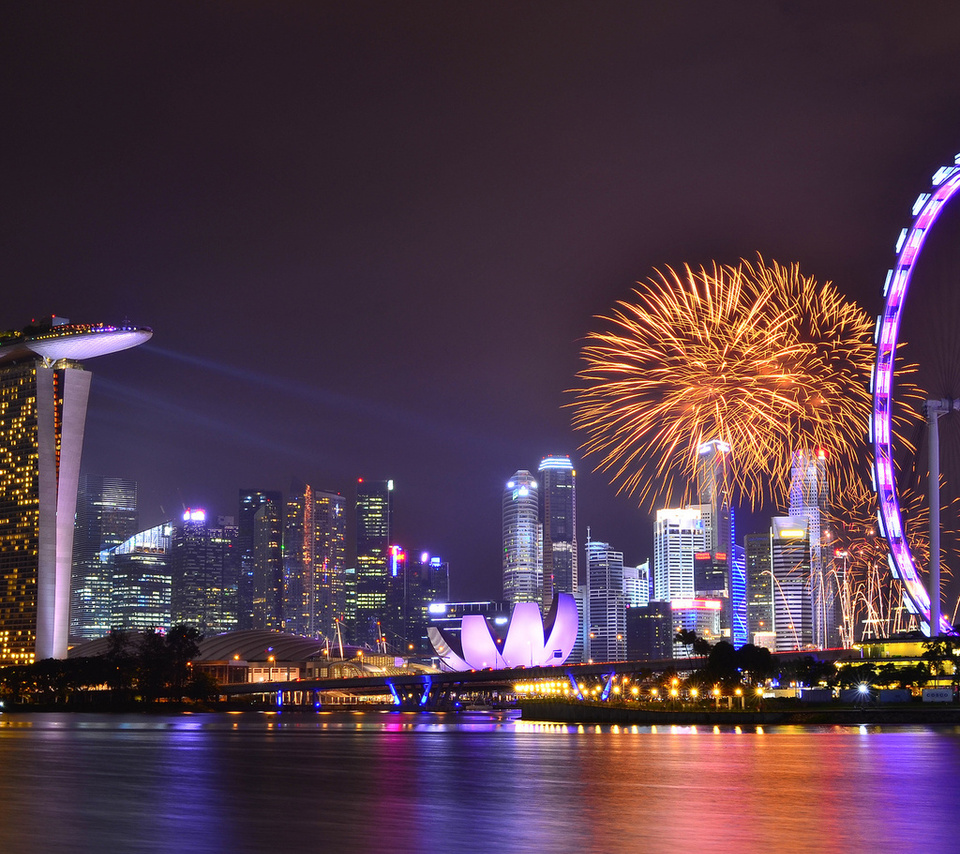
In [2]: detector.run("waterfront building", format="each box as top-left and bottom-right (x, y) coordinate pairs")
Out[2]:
(356, 478), (393, 644)
(745, 532), (774, 642)
(106, 522), (172, 633)
(789, 448), (837, 648)
(0, 317), (151, 664)
(653, 506), (707, 601)
(502, 470), (542, 606)
(538, 455), (577, 612)
(586, 537), (626, 662)
(71, 474), (139, 641)
(625, 600), (672, 661)
(171, 509), (239, 635)
(237, 490), (282, 630)
(770, 516), (812, 651)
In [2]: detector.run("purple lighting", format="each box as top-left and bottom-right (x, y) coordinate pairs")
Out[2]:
(872, 151), (960, 635)
(428, 593), (579, 671)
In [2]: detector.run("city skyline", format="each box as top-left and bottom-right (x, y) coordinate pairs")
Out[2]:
(5, 4), (960, 606)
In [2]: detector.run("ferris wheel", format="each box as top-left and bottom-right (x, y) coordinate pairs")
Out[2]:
(872, 152), (960, 636)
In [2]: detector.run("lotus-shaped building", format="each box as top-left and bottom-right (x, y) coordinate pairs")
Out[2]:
(428, 593), (578, 671)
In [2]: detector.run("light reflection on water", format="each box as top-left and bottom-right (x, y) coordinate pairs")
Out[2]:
(1, 712), (959, 854)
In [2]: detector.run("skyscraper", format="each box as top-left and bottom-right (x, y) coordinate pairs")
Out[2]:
(502, 470), (541, 606)
(314, 489), (346, 639)
(538, 455), (577, 612)
(770, 516), (812, 652)
(653, 506), (707, 601)
(171, 509), (239, 636)
(284, 482), (315, 637)
(585, 537), (626, 662)
(237, 489), (282, 631)
(71, 475), (139, 641)
(745, 532), (773, 643)
(253, 501), (283, 630)
(0, 317), (151, 664)
(355, 478), (393, 644)
(106, 522), (173, 633)
(789, 448), (836, 648)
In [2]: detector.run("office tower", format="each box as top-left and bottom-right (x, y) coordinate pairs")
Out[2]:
(284, 482), (315, 637)
(356, 478), (393, 644)
(106, 522), (173, 633)
(571, 584), (587, 664)
(789, 448), (836, 648)
(626, 601), (672, 661)
(71, 475), (139, 641)
(538, 455), (578, 611)
(653, 506), (707, 601)
(730, 542), (748, 646)
(672, 598), (722, 652)
(314, 489), (346, 639)
(770, 516), (812, 651)
(0, 317), (151, 664)
(694, 440), (747, 646)
(622, 561), (650, 608)
(502, 470), (542, 606)
(253, 501), (283, 630)
(171, 509), (239, 636)
(745, 532), (773, 643)
(237, 490), (282, 630)
(586, 537), (626, 662)
(384, 547), (450, 653)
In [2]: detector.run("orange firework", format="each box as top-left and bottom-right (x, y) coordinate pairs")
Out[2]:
(570, 256), (917, 507)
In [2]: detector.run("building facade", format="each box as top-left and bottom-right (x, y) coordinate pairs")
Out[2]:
(71, 475), (139, 641)
(355, 478), (393, 645)
(538, 455), (577, 612)
(745, 532), (773, 643)
(106, 522), (172, 633)
(237, 489), (282, 631)
(653, 506), (707, 601)
(770, 516), (812, 652)
(586, 538), (626, 662)
(0, 318), (150, 664)
(502, 470), (542, 606)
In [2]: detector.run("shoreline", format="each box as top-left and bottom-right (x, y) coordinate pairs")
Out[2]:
(519, 700), (960, 726)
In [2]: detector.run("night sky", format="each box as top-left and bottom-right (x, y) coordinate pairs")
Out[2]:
(5, 3), (960, 604)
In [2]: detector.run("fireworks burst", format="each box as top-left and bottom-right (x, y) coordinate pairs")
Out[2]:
(570, 256), (917, 507)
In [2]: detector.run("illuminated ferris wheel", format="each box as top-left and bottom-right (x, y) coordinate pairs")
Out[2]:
(872, 152), (960, 636)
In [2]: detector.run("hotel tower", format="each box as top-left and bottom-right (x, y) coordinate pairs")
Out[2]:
(0, 317), (151, 664)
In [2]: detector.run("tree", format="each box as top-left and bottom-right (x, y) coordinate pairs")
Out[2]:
(674, 629), (698, 656)
(165, 625), (202, 701)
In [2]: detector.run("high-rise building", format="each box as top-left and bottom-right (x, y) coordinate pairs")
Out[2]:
(770, 516), (812, 652)
(284, 482), (315, 637)
(622, 561), (650, 608)
(237, 489), (282, 631)
(314, 489), (346, 639)
(789, 448), (836, 648)
(745, 532), (773, 643)
(502, 470), (542, 606)
(356, 478), (393, 644)
(653, 506), (707, 601)
(252, 500), (283, 630)
(71, 475), (139, 641)
(586, 537), (626, 662)
(387, 550), (450, 655)
(106, 522), (172, 633)
(626, 601), (672, 661)
(538, 455), (577, 612)
(171, 509), (239, 636)
(0, 317), (151, 664)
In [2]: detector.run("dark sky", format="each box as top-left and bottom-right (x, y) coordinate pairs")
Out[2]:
(5, 2), (960, 604)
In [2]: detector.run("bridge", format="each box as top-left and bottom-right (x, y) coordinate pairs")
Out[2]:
(217, 648), (852, 710)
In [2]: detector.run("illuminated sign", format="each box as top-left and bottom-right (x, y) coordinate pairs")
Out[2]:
(779, 529), (805, 538)
(428, 603), (447, 614)
(182, 509), (206, 523)
(694, 552), (711, 560)
(671, 599), (722, 611)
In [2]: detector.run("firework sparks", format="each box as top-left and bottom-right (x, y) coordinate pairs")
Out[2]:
(570, 257), (916, 507)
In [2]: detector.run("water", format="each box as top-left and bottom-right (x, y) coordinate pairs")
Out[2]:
(1, 711), (959, 854)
